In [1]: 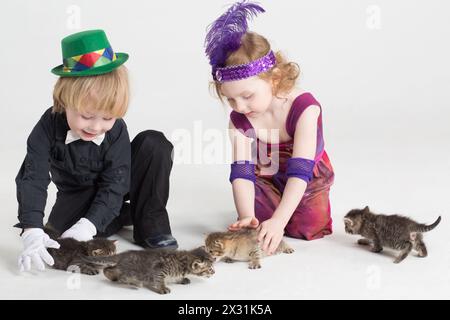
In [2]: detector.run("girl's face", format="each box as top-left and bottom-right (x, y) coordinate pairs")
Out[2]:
(65, 107), (116, 141)
(220, 77), (273, 118)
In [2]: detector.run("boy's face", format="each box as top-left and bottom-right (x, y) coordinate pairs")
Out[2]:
(220, 76), (273, 118)
(65, 107), (116, 141)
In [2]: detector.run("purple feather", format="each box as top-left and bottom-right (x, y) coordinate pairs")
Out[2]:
(205, 0), (265, 67)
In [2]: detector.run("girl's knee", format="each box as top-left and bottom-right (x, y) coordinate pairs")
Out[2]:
(285, 211), (332, 240)
(133, 130), (173, 155)
(285, 225), (332, 241)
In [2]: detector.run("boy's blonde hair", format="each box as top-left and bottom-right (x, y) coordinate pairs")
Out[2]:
(212, 32), (300, 101)
(53, 65), (129, 118)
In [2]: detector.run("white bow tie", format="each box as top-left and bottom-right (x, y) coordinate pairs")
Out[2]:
(65, 130), (105, 146)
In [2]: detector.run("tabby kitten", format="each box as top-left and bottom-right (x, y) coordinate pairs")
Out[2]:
(204, 229), (294, 269)
(83, 247), (215, 294)
(44, 227), (117, 275)
(344, 206), (441, 263)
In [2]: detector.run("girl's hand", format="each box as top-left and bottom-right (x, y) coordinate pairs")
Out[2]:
(228, 216), (259, 231)
(257, 218), (285, 255)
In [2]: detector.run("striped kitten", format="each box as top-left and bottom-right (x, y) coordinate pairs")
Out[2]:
(44, 228), (117, 275)
(83, 247), (215, 294)
(344, 206), (441, 263)
(205, 229), (294, 269)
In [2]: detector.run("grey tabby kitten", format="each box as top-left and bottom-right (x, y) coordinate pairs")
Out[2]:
(83, 247), (215, 294)
(344, 206), (441, 263)
(205, 229), (294, 269)
(44, 227), (117, 275)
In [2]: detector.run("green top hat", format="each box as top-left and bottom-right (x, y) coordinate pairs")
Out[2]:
(51, 29), (128, 77)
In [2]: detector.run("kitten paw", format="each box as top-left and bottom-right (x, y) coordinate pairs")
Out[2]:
(370, 247), (383, 253)
(249, 262), (261, 269)
(357, 238), (371, 246)
(394, 254), (409, 263)
(179, 278), (191, 285)
(222, 257), (234, 263)
(417, 252), (427, 258)
(283, 247), (294, 254)
(74, 266), (99, 276)
(83, 268), (100, 276)
(157, 287), (171, 294)
(103, 268), (119, 281)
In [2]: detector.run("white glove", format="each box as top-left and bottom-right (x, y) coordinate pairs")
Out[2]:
(18, 228), (61, 272)
(60, 218), (97, 241)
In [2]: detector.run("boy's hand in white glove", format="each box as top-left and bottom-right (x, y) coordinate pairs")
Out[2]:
(60, 218), (97, 241)
(18, 228), (60, 272)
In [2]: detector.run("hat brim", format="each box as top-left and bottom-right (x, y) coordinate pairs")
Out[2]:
(51, 52), (129, 77)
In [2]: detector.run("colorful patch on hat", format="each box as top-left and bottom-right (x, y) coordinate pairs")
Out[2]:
(62, 46), (117, 72)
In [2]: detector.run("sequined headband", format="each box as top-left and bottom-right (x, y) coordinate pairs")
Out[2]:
(213, 50), (276, 82)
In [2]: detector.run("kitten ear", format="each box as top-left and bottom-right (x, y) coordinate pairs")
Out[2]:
(363, 206), (370, 211)
(344, 218), (354, 226)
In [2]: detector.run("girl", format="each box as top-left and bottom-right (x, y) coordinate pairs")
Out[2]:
(205, 1), (334, 255)
(16, 30), (177, 272)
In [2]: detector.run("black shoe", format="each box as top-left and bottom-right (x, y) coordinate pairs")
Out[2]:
(140, 234), (178, 250)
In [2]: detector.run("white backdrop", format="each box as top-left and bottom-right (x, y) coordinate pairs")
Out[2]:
(1, 0), (449, 299)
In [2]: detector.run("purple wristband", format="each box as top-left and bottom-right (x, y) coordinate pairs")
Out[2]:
(286, 157), (315, 183)
(229, 161), (256, 183)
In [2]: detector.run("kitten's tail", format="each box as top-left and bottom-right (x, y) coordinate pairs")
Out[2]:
(413, 216), (441, 233)
(81, 255), (120, 268)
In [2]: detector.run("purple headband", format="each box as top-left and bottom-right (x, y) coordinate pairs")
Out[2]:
(213, 50), (276, 82)
(205, 1), (270, 83)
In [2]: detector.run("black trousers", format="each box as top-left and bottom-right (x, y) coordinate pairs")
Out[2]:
(46, 130), (174, 244)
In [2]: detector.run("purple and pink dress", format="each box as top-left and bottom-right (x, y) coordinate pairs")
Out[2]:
(230, 92), (334, 240)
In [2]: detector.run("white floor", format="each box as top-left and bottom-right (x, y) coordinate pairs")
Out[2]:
(1, 133), (449, 300)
